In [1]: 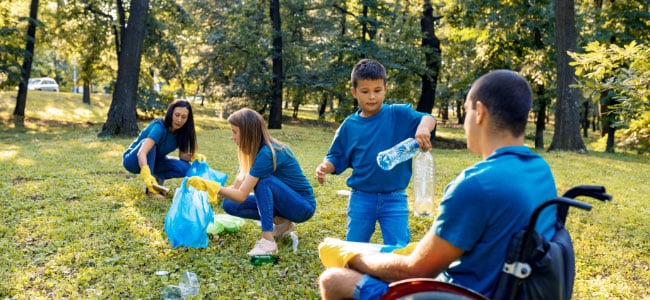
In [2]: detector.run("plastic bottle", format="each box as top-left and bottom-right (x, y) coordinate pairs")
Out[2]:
(412, 151), (434, 217)
(377, 138), (420, 171)
(160, 270), (200, 300)
(250, 254), (281, 266)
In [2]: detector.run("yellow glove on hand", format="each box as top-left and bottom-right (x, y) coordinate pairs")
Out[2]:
(318, 238), (361, 268)
(140, 166), (158, 193)
(190, 153), (207, 162)
(391, 242), (418, 255)
(186, 176), (221, 204)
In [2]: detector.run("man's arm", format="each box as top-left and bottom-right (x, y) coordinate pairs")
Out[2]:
(347, 230), (464, 283)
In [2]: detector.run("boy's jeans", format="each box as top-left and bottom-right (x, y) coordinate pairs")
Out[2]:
(347, 189), (410, 246)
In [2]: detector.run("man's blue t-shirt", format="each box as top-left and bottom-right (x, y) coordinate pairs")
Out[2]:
(125, 119), (178, 157)
(433, 146), (557, 298)
(325, 104), (429, 193)
(250, 144), (315, 200)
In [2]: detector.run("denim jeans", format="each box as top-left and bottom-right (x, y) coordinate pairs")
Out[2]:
(122, 141), (190, 181)
(346, 189), (410, 246)
(221, 176), (316, 232)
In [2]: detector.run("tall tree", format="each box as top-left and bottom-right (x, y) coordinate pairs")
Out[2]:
(549, 0), (585, 151)
(98, 0), (150, 137)
(13, 0), (39, 122)
(416, 0), (440, 114)
(268, 0), (283, 129)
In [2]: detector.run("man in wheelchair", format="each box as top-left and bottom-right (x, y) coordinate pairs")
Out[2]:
(318, 70), (559, 299)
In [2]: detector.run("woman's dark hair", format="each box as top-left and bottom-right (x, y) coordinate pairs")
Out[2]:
(163, 100), (197, 154)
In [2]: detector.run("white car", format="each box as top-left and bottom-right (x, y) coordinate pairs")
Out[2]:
(28, 77), (59, 92)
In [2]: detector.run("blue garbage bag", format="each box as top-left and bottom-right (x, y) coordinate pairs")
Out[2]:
(164, 177), (215, 248)
(186, 160), (228, 186)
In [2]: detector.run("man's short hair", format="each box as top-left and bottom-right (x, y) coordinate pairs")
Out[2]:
(351, 59), (387, 88)
(468, 70), (533, 137)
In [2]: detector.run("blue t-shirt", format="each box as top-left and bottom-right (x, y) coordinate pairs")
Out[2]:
(433, 146), (557, 298)
(125, 119), (178, 157)
(250, 144), (315, 200)
(325, 104), (429, 193)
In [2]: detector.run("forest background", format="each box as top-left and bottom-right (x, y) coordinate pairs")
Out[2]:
(0, 0), (649, 298)
(1, 0), (648, 153)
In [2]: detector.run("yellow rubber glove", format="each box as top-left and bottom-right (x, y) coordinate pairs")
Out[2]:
(140, 166), (158, 193)
(318, 238), (361, 268)
(190, 153), (207, 162)
(186, 176), (221, 204)
(391, 242), (418, 255)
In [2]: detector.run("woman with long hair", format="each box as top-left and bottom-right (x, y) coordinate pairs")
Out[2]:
(187, 108), (316, 255)
(123, 100), (203, 199)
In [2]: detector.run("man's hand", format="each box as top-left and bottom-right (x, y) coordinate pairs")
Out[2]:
(318, 238), (362, 268)
(186, 176), (221, 204)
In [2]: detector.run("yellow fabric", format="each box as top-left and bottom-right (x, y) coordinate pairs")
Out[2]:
(190, 153), (207, 162)
(186, 176), (221, 204)
(318, 238), (360, 268)
(391, 242), (418, 255)
(139, 166), (158, 193)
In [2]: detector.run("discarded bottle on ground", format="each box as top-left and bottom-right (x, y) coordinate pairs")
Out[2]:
(160, 270), (200, 300)
(250, 254), (281, 266)
(377, 138), (420, 171)
(412, 150), (434, 217)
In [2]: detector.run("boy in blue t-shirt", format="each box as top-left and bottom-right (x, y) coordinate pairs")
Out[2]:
(315, 59), (437, 246)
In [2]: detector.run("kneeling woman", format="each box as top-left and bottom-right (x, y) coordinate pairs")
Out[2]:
(188, 108), (316, 255)
(123, 100), (201, 199)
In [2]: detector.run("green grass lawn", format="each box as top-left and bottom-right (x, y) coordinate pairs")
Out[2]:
(1, 91), (648, 299)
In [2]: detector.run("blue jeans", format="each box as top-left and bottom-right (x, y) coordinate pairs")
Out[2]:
(122, 141), (190, 181)
(221, 176), (316, 232)
(347, 189), (410, 246)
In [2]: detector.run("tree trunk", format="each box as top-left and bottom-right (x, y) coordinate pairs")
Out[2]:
(606, 127), (616, 153)
(268, 0), (283, 129)
(98, 0), (150, 137)
(416, 0), (441, 116)
(319, 93), (328, 119)
(534, 86), (547, 149)
(83, 82), (91, 105)
(548, 0), (586, 152)
(13, 0), (39, 121)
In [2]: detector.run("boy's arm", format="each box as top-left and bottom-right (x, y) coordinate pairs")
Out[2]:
(315, 160), (335, 184)
(415, 115), (437, 151)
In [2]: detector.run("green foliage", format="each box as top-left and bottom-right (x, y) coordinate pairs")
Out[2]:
(618, 111), (650, 155)
(570, 41), (650, 128)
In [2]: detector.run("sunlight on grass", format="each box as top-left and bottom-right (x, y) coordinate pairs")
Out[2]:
(0, 93), (648, 299)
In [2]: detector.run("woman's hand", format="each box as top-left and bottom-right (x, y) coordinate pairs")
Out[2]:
(179, 151), (193, 162)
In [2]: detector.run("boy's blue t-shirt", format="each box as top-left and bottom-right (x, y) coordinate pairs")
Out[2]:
(125, 119), (178, 157)
(250, 144), (315, 200)
(433, 146), (557, 298)
(325, 104), (429, 193)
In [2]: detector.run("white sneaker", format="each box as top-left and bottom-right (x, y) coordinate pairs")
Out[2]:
(273, 221), (295, 238)
(247, 238), (278, 256)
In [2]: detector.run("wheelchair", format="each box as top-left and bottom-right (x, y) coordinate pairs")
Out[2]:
(381, 185), (612, 300)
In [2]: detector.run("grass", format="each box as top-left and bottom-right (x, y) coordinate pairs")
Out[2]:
(1, 91), (649, 299)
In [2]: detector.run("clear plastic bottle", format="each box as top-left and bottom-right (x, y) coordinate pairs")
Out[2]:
(412, 151), (434, 217)
(377, 138), (420, 171)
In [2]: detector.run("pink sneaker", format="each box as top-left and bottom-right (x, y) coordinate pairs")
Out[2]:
(247, 238), (278, 256)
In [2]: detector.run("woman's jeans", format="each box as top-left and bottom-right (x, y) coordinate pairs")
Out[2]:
(222, 176), (316, 232)
(122, 141), (190, 181)
(346, 189), (410, 246)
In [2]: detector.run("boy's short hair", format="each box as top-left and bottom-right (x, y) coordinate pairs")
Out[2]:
(351, 59), (387, 88)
